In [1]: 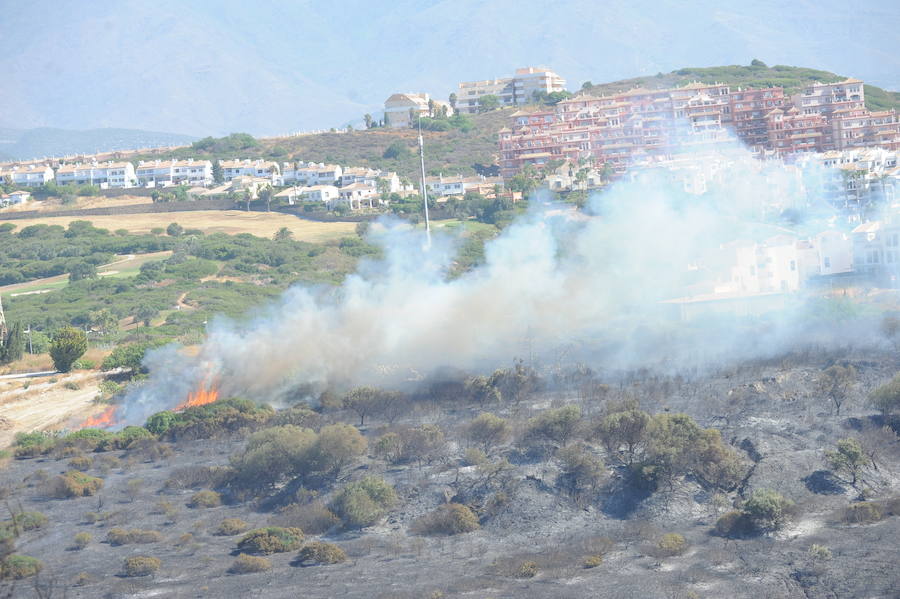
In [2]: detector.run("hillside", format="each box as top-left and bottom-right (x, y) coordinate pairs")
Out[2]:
(582, 64), (900, 112)
(130, 109), (513, 180)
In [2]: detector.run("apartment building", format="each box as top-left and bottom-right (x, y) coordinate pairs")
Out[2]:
(456, 67), (566, 114)
(0, 164), (55, 187)
(56, 161), (136, 188)
(135, 159), (213, 187)
(423, 174), (504, 197)
(291, 162), (343, 186)
(793, 79), (865, 118)
(220, 159), (280, 182)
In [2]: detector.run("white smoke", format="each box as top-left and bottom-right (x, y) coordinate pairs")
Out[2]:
(118, 143), (880, 426)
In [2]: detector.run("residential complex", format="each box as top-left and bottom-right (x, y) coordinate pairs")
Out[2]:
(456, 67), (566, 114)
(135, 159), (213, 187)
(498, 78), (900, 178)
(0, 164), (54, 187)
(220, 159), (280, 182)
(56, 161), (137, 188)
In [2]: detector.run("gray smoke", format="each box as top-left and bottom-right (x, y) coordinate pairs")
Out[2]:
(118, 143), (881, 426)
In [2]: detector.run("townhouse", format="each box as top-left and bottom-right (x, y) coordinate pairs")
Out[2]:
(56, 161), (137, 188)
(220, 159), (280, 182)
(136, 159), (213, 187)
(0, 164), (55, 187)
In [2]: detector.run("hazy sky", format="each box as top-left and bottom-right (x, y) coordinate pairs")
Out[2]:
(1, 0), (898, 136)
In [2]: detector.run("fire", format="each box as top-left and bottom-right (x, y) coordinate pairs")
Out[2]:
(176, 384), (219, 411)
(80, 405), (118, 429)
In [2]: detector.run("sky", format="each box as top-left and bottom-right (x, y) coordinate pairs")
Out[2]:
(0, 0), (898, 137)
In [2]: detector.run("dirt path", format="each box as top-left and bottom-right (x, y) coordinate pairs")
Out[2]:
(0, 372), (104, 448)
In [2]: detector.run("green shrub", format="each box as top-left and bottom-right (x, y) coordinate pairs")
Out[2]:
(742, 489), (793, 532)
(842, 502), (884, 524)
(329, 477), (397, 529)
(10, 511), (47, 531)
(269, 502), (338, 535)
(228, 553), (271, 574)
(122, 556), (160, 577)
(583, 554), (603, 568)
(73, 532), (92, 550)
(48, 471), (103, 498)
(106, 528), (163, 546)
(214, 518), (250, 536)
(808, 544), (832, 561)
(237, 527), (304, 555)
(295, 541), (347, 565)
(655, 533), (687, 557)
(0, 554), (43, 580)
(50, 326), (87, 373)
(515, 561), (538, 578)
(13, 431), (57, 458)
(714, 510), (751, 538)
(412, 503), (480, 536)
(188, 490), (222, 508)
(68, 455), (93, 471)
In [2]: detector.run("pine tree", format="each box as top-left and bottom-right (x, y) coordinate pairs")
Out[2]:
(0, 322), (24, 364)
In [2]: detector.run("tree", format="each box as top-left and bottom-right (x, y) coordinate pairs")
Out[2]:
(259, 185), (273, 212)
(595, 400), (650, 466)
(816, 365), (856, 415)
(363, 114), (373, 129)
(465, 413), (511, 453)
(750, 59), (768, 67)
(477, 94), (500, 113)
(212, 160), (224, 184)
(273, 227), (293, 242)
(136, 305), (159, 327)
(329, 477), (396, 529)
(166, 222), (183, 237)
(87, 309), (118, 335)
(825, 438), (870, 487)
(869, 374), (900, 417)
(0, 322), (25, 364)
(522, 405), (582, 451)
(50, 326), (87, 373)
(556, 444), (605, 504)
(448, 92), (457, 110)
(427, 98), (436, 117)
(383, 141), (410, 160)
(68, 261), (98, 282)
(312, 423), (367, 475)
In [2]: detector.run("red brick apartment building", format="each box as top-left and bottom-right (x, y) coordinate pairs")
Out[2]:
(499, 78), (900, 178)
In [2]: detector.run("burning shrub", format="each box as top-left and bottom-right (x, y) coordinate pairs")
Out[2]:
(187, 490), (222, 508)
(152, 398), (275, 441)
(122, 556), (160, 577)
(228, 554), (271, 574)
(48, 471), (103, 498)
(0, 554), (43, 580)
(237, 527), (304, 555)
(411, 503), (480, 536)
(330, 477), (397, 529)
(106, 528), (163, 545)
(295, 541), (347, 565)
(214, 518), (250, 536)
(58, 428), (114, 452)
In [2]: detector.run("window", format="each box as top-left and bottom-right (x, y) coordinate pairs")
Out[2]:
(824, 256), (831, 268)
(790, 260), (796, 271)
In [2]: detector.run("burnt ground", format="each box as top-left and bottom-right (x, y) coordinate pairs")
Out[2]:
(2, 347), (900, 599)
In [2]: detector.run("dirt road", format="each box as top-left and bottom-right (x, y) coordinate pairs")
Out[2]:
(0, 372), (104, 447)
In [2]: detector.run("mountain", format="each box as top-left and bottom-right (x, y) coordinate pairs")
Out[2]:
(0, 128), (197, 162)
(1, 0), (898, 137)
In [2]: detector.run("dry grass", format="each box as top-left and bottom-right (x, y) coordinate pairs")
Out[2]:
(3, 211), (356, 241)
(0, 195), (151, 215)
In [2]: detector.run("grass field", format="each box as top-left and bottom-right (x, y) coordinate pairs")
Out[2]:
(2, 210), (358, 241)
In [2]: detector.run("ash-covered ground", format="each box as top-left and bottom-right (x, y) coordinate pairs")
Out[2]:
(2, 347), (900, 599)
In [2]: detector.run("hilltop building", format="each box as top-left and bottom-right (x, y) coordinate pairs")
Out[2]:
(456, 67), (566, 114)
(383, 93), (453, 128)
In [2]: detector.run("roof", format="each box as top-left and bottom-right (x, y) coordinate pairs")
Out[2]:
(852, 221), (881, 234)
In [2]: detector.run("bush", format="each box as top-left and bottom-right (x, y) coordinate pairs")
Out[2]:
(522, 405), (582, 451)
(742, 489), (793, 532)
(13, 431), (57, 458)
(237, 527), (304, 555)
(188, 490), (222, 508)
(655, 533), (687, 557)
(583, 554), (603, 568)
(329, 477), (397, 529)
(295, 541), (347, 565)
(269, 502), (338, 535)
(714, 510), (752, 538)
(106, 528), (163, 546)
(73, 532), (92, 550)
(465, 413), (511, 453)
(412, 503), (480, 536)
(0, 555), (43, 580)
(215, 518), (250, 536)
(68, 455), (93, 471)
(48, 471), (103, 498)
(228, 554), (271, 574)
(842, 501), (884, 524)
(869, 374), (900, 416)
(515, 561), (538, 578)
(122, 556), (160, 577)
(10, 511), (47, 531)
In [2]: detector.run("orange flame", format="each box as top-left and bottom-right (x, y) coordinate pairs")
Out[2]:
(176, 384), (219, 411)
(80, 405), (118, 429)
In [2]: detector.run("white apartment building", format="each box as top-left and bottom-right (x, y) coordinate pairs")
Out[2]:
(56, 161), (136, 188)
(0, 164), (54, 187)
(792, 79), (865, 117)
(301, 184), (340, 205)
(136, 159), (213, 187)
(456, 66), (566, 114)
(221, 159), (280, 182)
(424, 174), (504, 197)
(293, 162), (343, 186)
(337, 183), (376, 209)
